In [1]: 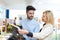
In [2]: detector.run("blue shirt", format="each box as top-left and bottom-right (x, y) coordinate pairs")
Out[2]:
(20, 18), (40, 40)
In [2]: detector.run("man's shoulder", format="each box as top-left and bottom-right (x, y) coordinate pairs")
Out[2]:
(33, 19), (39, 24)
(33, 19), (36, 21)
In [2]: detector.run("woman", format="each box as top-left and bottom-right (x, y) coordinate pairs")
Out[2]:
(12, 10), (54, 40)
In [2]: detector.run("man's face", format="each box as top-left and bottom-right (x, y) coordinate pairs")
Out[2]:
(26, 10), (34, 20)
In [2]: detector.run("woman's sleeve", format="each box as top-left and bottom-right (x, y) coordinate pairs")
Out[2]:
(26, 32), (33, 37)
(33, 25), (53, 39)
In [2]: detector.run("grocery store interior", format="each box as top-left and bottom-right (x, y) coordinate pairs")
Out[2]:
(0, 0), (60, 40)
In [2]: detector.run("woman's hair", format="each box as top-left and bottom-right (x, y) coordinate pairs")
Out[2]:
(43, 10), (54, 26)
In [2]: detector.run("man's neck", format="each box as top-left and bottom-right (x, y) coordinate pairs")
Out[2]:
(27, 18), (33, 21)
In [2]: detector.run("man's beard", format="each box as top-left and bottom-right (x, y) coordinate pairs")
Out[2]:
(27, 16), (33, 20)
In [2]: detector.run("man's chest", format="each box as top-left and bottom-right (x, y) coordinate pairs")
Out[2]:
(22, 22), (36, 32)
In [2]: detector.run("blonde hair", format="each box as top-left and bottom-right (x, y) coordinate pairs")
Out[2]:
(43, 10), (54, 26)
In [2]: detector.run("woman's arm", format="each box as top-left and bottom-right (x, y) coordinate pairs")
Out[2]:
(33, 25), (53, 39)
(27, 24), (53, 39)
(18, 24), (53, 39)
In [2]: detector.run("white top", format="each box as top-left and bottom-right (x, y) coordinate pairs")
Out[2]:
(33, 23), (53, 40)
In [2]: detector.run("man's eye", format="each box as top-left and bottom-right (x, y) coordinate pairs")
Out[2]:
(29, 13), (32, 14)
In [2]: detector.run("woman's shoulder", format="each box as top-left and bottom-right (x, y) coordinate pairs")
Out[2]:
(45, 23), (53, 29)
(46, 23), (53, 26)
(44, 23), (53, 31)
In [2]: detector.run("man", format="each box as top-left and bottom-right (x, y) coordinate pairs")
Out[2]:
(20, 5), (40, 40)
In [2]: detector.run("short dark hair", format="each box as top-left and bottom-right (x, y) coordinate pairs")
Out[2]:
(26, 5), (36, 12)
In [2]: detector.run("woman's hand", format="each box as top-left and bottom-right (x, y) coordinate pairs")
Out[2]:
(10, 23), (16, 27)
(18, 29), (29, 35)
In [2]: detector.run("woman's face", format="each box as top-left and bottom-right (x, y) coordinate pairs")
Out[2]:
(42, 13), (47, 22)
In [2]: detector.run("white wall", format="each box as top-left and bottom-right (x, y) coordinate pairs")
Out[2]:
(9, 10), (26, 19)
(0, 1), (6, 20)
(5, 0), (31, 10)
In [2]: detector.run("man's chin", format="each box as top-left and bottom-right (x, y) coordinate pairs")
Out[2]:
(27, 17), (33, 20)
(29, 18), (33, 20)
